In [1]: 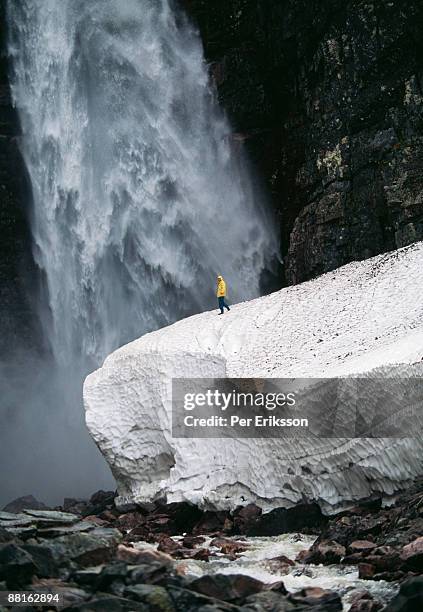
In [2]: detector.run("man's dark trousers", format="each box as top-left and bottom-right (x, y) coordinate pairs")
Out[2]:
(218, 296), (230, 313)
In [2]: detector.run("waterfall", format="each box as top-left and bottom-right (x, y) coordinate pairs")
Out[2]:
(8, 0), (278, 366)
(4, 0), (278, 502)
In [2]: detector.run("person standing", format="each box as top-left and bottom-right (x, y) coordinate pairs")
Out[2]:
(216, 275), (230, 315)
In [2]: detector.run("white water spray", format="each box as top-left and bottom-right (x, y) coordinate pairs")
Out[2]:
(8, 0), (277, 369)
(4, 0), (278, 502)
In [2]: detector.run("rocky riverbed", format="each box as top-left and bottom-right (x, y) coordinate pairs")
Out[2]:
(1, 481), (422, 611)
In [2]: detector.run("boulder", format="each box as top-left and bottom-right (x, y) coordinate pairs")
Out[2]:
(116, 544), (173, 567)
(188, 573), (270, 603)
(349, 541), (378, 553)
(400, 536), (423, 571)
(384, 576), (423, 611)
(348, 590), (383, 612)
(288, 587), (342, 611)
(124, 584), (175, 610)
(358, 563), (376, 580)
(0, 543), (37, 588)
(29, 528), (122, 568)
(300, 539), (346, 564)
(2, 495), (48, 513)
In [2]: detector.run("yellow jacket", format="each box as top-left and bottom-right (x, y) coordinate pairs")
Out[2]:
(217, 277), (226, 297)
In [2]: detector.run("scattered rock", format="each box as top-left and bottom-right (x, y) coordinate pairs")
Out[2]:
(116, 544), (173, 567)
(84, 515), (111, 527)
(349, 540), (378, 553)
(233, 503), (262, 532)
(31, 578), (90, 608)
(38, 520), (95, 538)
(0, 527), (14, 544)
(0, 543), (37, 588)
(188, 573), (269, 604)
(246, 502), (326, 536)
(0, 513), (35, 527)
(192, 511), (228, 536)
(2, 495), (48, 513)
(157, 535), (181, 555)
(168, 585), (236, 611)
(243, 590), (296, 611)
(1, 526), (37, 541)
(63, 498), (89, 516)
(210, 537), (249, 556)
(96, 562), (128, 591)
(384, 576), (423, 611)
(358, 563), (376, 580)
(400, 536), (423, 571)
(72, 565), (104, 586)
(264, 554), (296, 574)
(348, 590), (383, 612)
(182, 534), (206, 549)
(115, 511), (145, 533)
(22, 542), (61, 578)
(299, 539), (346, 564)
(128, 561), (172, 586)
(153, 502), (204, 535)
(288, 587), (342, 611)
(0, 481), (421, 610)
(22, 508), (80, 524)
(124, 583), (176, 610)
(89, 490), (116, 508)
(33, 528), (122, 567)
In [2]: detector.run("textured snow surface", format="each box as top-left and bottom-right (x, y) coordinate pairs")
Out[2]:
(84, 243), (423, 513)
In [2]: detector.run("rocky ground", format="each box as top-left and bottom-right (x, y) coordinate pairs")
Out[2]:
(1, 482), (422, 611)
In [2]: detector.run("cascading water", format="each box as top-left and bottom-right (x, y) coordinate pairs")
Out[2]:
(4, 0), (278, 503)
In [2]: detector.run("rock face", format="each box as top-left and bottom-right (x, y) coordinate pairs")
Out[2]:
(186, 0), (423, 284)
(84, 242), (423, 513)
(2, 0), (423, 318)
(0, 0), (39, 357)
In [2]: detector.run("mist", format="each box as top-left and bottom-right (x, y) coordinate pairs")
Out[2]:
(1, 0), (277, 507)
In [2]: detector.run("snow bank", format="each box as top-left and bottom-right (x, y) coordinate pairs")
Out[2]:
(84, 243), (423, 513)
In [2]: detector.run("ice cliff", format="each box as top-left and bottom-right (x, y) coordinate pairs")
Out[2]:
(84, 243), (423, 513)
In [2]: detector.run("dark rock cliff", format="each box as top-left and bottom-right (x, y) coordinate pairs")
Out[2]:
(1, 0), (423, 321)
(0, 0), (39, 357)
(185, 0), (423, 284)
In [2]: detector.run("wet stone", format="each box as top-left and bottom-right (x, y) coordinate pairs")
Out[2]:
(168, 586), (236, 611)
(400, 536), (423, 571)
(189, 573), (267, 604)
(242, 590), (295, 611)
(0, 514), (35, 528)
(22, 542), (63, 577)
(116, 544), (173, 567)
(128, 561), (173, 586)
(2, 526), (37, 541)
(288, 587), (342, 611)
(0, 543), (37, 589)
(73, 565), (104, 586)
(37, 520), (95, 538)
(26, 527), (122, 568)
(31, 579), (90, 608)
(349, 540), (378, 553)
(0, 527), (14, 544)
(124, 584), (176, 610)
(349, 590), (383, 612)
(384, 576), (423, 611)
(22, 509), (80, 524)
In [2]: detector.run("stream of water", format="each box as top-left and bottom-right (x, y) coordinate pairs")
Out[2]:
(135, 534), (399, 611)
